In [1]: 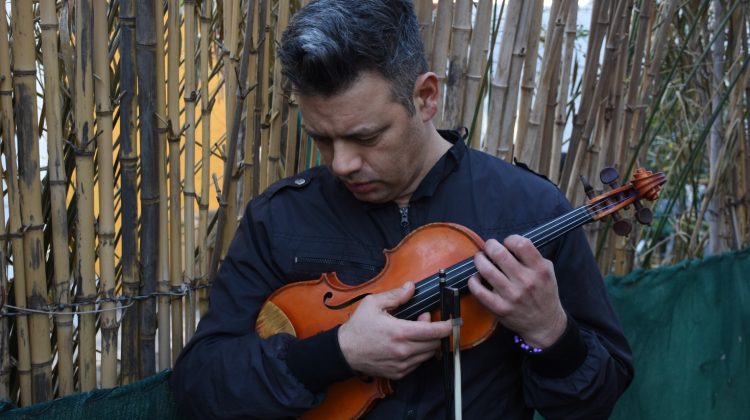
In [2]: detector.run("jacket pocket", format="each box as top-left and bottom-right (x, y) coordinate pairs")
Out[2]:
(293, 254), (381, 285)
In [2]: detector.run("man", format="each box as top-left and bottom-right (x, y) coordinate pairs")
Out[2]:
(171, 0), (633, 418)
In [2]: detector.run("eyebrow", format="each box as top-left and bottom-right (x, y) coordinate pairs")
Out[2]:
(303, 124), (385, 140)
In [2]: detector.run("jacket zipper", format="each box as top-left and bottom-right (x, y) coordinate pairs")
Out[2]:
(294, 256), (379, 273)
(399, 206), (410, 236)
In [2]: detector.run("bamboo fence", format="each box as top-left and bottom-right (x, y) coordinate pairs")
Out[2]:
(0, 0), (747, 405)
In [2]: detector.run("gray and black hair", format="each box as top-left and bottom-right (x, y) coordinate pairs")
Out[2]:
(278, 0), (428, 115)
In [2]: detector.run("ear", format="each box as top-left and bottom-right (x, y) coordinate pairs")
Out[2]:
(412, 72), (439, 122)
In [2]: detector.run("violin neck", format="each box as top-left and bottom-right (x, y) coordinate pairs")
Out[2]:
(392, 205), (593, 321)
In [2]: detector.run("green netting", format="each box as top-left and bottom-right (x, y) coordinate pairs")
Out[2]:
(0, 370), (179, 420)
(607, 247), (750, 420)
(1, 248), (748, 419)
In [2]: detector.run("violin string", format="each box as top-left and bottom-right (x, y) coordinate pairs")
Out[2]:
(394, 206), (596, 318)
(398, 182), (663, 318)
(393, 197), (634, 319)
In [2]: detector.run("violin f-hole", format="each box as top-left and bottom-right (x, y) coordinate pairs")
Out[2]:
(323, 291), (371, 310)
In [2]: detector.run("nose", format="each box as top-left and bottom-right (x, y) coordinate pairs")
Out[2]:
(330, 140), (362, 177)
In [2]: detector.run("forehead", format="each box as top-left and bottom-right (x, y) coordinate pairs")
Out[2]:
(297, 72), (405, 137)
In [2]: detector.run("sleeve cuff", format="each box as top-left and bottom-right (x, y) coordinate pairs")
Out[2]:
(526, 315), (589, 378)
(286, 326), (356, 392)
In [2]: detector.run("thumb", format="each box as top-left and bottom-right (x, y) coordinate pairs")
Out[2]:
(373, 282), (415, 310)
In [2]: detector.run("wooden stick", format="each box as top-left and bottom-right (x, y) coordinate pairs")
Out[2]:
(94, 0), (119, 389)
(39, 0), (74, 396)
(12, 0), (53, 401)
(155, 0), (172, 372)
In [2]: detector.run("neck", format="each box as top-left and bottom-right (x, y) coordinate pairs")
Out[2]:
(395, 126), (452, 207)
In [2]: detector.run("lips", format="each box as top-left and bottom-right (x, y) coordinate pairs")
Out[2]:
(344, 181), (375, 194)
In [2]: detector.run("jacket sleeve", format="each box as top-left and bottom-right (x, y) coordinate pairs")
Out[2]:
(520, 196), (634, 420)
(170, 197), (334, 419)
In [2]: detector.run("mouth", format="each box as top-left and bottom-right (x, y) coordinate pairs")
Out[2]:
(344, 181), (376, 194)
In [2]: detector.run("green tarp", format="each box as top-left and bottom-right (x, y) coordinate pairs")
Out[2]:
(0, 370), (178, 419)
(607, 247), (750, 419)
(1, 247), (748, 419)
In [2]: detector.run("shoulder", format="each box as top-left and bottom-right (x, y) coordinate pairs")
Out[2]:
(465, 149), (562, 197)
(260, 166), (331, 200)
(244, 166), (334, 224)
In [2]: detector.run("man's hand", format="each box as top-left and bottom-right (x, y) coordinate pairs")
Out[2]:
(468, 235), (567, 349)
(338, 282), (452, 379)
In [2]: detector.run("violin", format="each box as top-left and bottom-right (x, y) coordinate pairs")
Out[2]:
(256, 167), (666, 419)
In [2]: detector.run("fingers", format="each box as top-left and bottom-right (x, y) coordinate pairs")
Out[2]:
(502, 235), (543, 268)
(395, 315), (451, 342)
(468, 274), (511, 316)
(370, 282), (416, 311)
(389, 348), (440, 379)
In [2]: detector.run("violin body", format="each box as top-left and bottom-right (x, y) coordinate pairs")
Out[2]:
(256, 222), (497, 420)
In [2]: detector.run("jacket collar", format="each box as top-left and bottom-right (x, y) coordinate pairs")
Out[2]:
(409, 129), (466, 202)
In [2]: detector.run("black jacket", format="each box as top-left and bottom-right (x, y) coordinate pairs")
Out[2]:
(171, 132), (633, 419)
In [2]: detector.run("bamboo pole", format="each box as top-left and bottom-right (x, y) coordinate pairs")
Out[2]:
(0, 169), (6, 400)
(241, 0), (259, 215)
(592, 5), (634, 273)
(0, 148), (6, 400)
(706, 0), (727, 255)
(257, 0), (272, 194)
(514, 0), (545, 161)
(0, 76), (30, 405)
(416, 0), (434, 68)
(184, 0), (198, 340)
(267, 0), (290, 186)
(250, 0), (267, 201)
(559, 0), (608, 195)
(630, 0), (678, 161)
(241, 0), (267, 207)
(521, 0), (572, 171)
(597, 1), (631, 176)
(688, 121), (741, 254)
(0, 4), (20, 402)
(442, 0), (472, 130)
(209, 0), (257, 281)
(94, 0), (119, 388)
(155, 0), (172, 372)
(570, 0), (630, 202)
(618, 0), (654, 170)
(222, 0), (241, 234)
(224, 0), (239, 150)
(198, 0), (214, 317)
(485, 0), (524, 158)
(119, 0), (141, 385)
(737, 6), (749, 246)
(11, 0), (53, 402)
(39, 0), (75, 397)
(167, 0), (185, 363)
(551, 0), (579, 182)
(137, 0), (159, 379)
(73, 0), (98, 392)
(462, 0), (493, 145)
(563, 0), (628, 199)
(431, 0), (453, 126)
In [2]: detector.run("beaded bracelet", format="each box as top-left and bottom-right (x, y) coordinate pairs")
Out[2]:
(514, 334), (543, 354)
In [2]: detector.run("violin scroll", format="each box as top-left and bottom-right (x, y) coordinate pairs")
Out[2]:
(581, 166), (666, 234)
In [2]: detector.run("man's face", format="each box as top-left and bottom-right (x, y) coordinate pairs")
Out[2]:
(297, 71), (430, 205)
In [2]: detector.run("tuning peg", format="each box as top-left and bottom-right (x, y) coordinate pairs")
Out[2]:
(579, 175), (596, 199)
(610, 213), (633, 236)
(633, 200), (653, 224)
(599, 167), (620, 187)
(581, 173), (631, 235)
